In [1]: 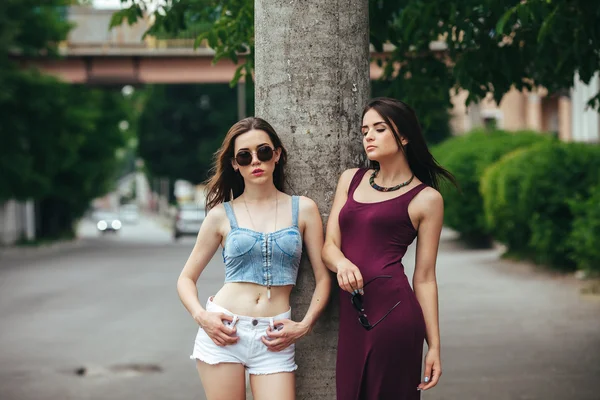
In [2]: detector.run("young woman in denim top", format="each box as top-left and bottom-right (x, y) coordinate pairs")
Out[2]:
(177, 117), (331, 400)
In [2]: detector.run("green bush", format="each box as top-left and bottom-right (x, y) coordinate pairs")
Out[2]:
(568, 183), (600, 273)
(432, 130), (550, 245)
(481, 142), (600, 269)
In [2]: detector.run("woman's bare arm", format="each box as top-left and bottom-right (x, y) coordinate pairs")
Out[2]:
(296, 196), (332, 331)
(321, 168), (363, 293)
(412, 188), (444, 390)
(177, 205), (237, 346)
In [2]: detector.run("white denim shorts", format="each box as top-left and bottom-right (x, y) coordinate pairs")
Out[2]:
(190, 297), (298, 375)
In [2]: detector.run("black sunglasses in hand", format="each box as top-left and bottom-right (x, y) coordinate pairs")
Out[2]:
(351, 275), (401, 331)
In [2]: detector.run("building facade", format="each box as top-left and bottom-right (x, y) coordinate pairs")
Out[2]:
(450, 74), (600, 143)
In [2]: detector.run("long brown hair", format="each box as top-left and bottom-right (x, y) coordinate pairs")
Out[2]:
(205, 117), (288, 210)
(363, 97), (457, 190)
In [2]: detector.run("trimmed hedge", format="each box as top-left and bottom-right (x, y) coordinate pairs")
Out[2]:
(568, 182), (600, 273)
(481, 142), (600, 270)
(432, 130), (551, 245)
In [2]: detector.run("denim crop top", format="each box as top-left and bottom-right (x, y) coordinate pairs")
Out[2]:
(222, 196), (302, 296)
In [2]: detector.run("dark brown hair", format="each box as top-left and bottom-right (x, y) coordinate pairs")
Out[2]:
(205, 117), (288, 210)
(362, 97), (457, 190)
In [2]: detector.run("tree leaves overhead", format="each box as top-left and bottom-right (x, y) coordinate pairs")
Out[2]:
(113, 0), (600, 110)
(111, 0), (254, 87)
(494, 0), (600, 109)
(0, 0), (72, 61)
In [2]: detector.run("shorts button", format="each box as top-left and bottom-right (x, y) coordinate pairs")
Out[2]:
(252, 319), (258, 326)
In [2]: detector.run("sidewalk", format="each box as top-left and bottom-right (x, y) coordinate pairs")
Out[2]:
(0, 213), (173, 262)
(416, 229), (600, 400)
(0, 236), (87, 260)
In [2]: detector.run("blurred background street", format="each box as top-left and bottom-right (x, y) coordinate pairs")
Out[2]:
(1, 219), (599, 400)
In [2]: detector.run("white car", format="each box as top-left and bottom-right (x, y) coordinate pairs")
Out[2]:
(174, 203), (205, 239)
(93, 211), (122, 234)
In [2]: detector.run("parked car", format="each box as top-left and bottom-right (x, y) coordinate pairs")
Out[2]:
(120, 203), (139, 224)
(93, 211), (122, 234)
(173, 203), (205, 239)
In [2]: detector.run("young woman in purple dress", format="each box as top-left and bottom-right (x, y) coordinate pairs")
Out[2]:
(322, 97), (456, 399)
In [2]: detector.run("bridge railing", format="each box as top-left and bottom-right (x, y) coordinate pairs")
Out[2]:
(66, 6), (212, 52)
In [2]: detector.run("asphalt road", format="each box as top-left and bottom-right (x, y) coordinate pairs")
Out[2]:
(0, 216), (213, 400)
(0, 215), (598, 400)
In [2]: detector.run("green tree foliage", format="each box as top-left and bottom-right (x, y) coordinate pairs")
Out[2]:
(0, 0), (74, 202)
(481, 142), (600, 269)
(432, 130), (550, 246)
(0, 1), (71, 62)
(1, 1), (130, 240)
(568, 183), (600, 273)
(371, 0), (600, 108)
(111, 0), (254, 85)
(1, 72), (129, 239)
(494, 0), (600, 108)
(35, 87), (128, 239)
(137, 84), (239, 185)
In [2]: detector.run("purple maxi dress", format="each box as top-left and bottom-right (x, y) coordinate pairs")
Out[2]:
(336, 168), (428, 400)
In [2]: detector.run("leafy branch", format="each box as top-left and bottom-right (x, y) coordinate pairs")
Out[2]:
(110, 0), (253, 87)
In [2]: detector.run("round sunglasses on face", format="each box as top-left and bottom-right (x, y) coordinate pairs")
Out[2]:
(234, 145), (275, 166)
(351, 275), (402, 331)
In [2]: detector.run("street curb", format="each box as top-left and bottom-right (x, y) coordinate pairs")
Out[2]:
(0, 238), (85, 258)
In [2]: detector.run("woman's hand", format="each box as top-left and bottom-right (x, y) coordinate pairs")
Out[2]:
(418, 348), (442, 391)
(195, 311), (239, 347)
(336, 259), (364, 294)
(261, 319), (310, 352)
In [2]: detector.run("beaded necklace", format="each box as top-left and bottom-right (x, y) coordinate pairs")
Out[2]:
(369, 169), (414, 192)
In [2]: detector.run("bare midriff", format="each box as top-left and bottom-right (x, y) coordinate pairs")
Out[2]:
(212, 282), (293, 317)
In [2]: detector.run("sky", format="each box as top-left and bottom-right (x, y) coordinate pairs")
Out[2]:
(91, 0), (127, 9)
(91, 0), (162, 11)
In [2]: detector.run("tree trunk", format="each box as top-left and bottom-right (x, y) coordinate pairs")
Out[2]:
(255, 2), (369, 398)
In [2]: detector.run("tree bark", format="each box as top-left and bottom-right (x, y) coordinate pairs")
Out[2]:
(255, 1), (369, 398)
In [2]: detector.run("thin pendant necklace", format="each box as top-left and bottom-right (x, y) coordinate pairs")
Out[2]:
(242, 190), (278, 300)
(242, 190), (278, 232)
(369, 169), (414, 192)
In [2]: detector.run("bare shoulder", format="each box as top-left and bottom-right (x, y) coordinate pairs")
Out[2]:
(415, 186), (444, 213)
(337, 168), (361, 192)
(204, 203), (228, 226)
(298, 195), (319, 215)
(340, 168), (360, 182)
